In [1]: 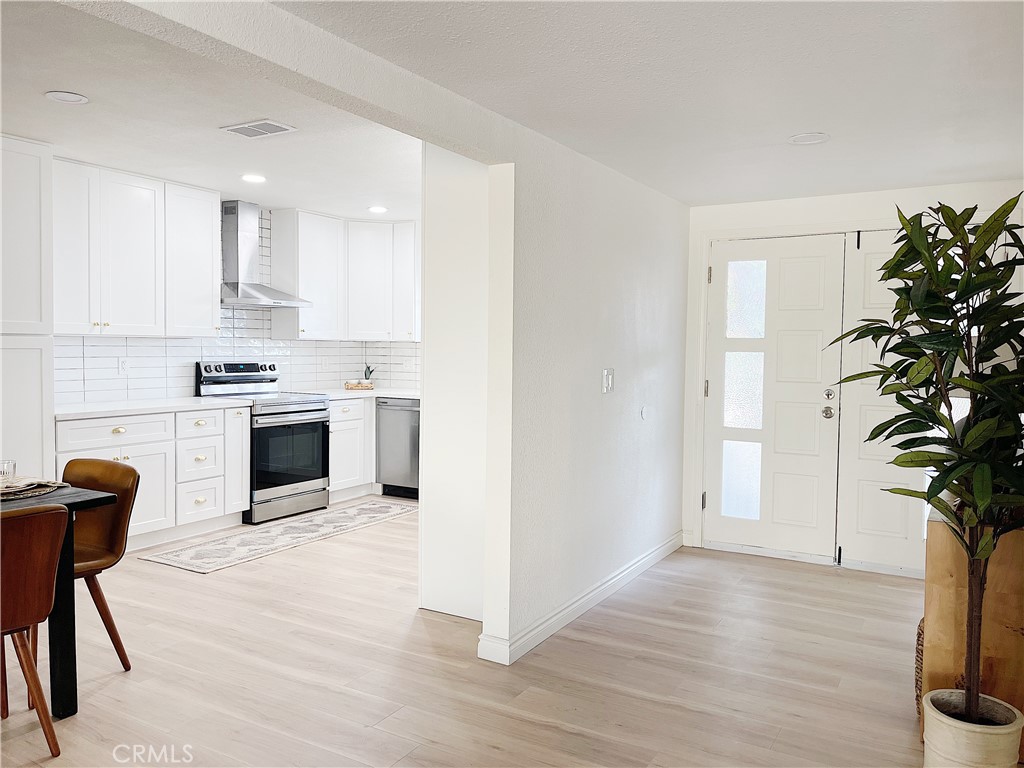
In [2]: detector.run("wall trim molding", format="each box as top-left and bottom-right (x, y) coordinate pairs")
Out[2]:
(477, 530), (685, 666)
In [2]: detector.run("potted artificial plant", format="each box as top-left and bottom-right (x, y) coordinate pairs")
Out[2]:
(834, 194), (1024, 768)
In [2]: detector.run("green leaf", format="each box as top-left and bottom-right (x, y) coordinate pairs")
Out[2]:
(913, 331), (960, 353)
(971, 193), (1022, 262)
(907, 357), (934, 385)
(962, 418), (1000, 451)
(975, 531), (995, 559)
(836, 370), (884, 384)
(974, 463), (992, 514)
(867, 413), (915, 442)
(892, 451), (950, 468)
(927, 462), (974, 500)
(950, 377), (988, 395)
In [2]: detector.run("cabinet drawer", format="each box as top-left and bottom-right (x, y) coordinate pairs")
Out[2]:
(57, 412), (175, 452)
(330, 399), (365, 422)
(176, 477), (224, 525)
(176, 409), (225, 438)
(176, 435), (224, 482)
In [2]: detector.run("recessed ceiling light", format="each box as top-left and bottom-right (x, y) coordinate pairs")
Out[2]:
(368, 206), (388, 213)
(241, 174), (266, 183)
(788, 132), (830, 146)
(45, 90), (89, 105)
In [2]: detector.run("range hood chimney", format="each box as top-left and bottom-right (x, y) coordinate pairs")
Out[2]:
(220, 201), (311, 308)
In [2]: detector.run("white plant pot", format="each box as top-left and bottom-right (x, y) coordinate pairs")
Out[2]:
(922, 689), (1023, 768)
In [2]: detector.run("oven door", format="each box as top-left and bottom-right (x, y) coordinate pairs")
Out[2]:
(251, 412), (329, 501)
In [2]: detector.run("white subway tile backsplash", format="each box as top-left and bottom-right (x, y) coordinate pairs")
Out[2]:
(54, 207), (420, 399)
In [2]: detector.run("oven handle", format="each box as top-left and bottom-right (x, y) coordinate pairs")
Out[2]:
(252, 412), (330, 428)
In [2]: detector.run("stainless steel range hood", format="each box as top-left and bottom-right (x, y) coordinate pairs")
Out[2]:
(221, 200), (311, 308)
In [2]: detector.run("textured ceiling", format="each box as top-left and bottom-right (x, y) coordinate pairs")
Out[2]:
(1, 2), (422, 219)
(278, 1), (1024, 205)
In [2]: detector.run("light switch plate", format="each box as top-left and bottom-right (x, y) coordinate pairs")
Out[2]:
(602, 368), (614, 394)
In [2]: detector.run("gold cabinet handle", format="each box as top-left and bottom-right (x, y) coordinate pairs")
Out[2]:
(93, 322), (100, 327)
(194, 419), (207, 427)
(300, 329), (306, 333)
(103, 322), (110, 327)
(194, 455), (207, 462)
(112, 426), (126, 434)
(112, 456), (120, 462)
(122, 455), (130, 461)
(235, 411), (243, 416)
(342, 407), (351, 413)
(194, 497), (206, 505)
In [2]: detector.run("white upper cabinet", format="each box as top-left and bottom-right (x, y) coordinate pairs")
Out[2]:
(53, 160), (101, 334)
(100, 170), (165, 336)
(271, 210), (419, 343)
(347, 221), (394, 341)
(392, 221), (420, 342)
(271, 209), (345, 341)
(2, 137), (52, 334)
(165, 183), (221, 337)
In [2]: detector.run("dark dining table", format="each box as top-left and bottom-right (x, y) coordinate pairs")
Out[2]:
(2, 486), (117, 719)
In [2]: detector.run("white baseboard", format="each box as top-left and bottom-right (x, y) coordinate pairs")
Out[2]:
(127, 513), (243, 553)
(841, 558), (924, 580)
(477, 530), (685, 666)
(328, 483), (377, 505)
(703, 539), (835, 567)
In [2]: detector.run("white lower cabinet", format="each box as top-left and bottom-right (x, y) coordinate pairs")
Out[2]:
(223, 407), (251, 514)
(177, 477), (225, 525)
(57, 441), (176, 536)
(56, 406), (251, 542)
(329, 420), (365, 491)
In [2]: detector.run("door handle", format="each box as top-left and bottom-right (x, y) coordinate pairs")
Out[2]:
(822, 406), (835, 419)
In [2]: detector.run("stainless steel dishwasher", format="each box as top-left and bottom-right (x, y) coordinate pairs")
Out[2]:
(376, 398), (420, 498)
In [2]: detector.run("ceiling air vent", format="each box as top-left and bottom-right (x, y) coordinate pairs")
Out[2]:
(220, 119), (297, 139)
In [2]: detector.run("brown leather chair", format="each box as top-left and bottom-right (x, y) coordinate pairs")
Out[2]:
(1, 504), (68, 757)
(60, 458), (140, 672)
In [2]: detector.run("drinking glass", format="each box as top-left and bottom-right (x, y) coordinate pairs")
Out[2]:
(0, 460), (16, 478)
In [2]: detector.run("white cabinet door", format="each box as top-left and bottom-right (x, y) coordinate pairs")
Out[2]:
(329, 419), (364, 490)
(296, 211), (343, 340)
(58, 442), (176, 536)
(165, 183), (220, 338)
(177, 477), (225, 525)
(120, 441), (176, 535)
(2, 137), (52, 334)
(1, 336), (54, 480)
(99, 170), (165, 336)
(223, 406), (251, 514)
(392, 221), (419, 342)
(347, 221), (393, 340)
(53, 160), (101, 334)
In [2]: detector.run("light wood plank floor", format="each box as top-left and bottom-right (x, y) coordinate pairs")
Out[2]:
(2, 501), (925, 767)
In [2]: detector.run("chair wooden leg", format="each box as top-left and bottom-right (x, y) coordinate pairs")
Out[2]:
(84, 574), (131, 671)
(1, 635), (8, 720)
(11, 631), (59, 757)
(27, 623), (37, 710)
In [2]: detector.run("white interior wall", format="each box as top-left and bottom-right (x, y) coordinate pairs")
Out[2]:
(85, 1), (690, 664)
(683, 179), (1024, 546)
(419, 144), (490, 621)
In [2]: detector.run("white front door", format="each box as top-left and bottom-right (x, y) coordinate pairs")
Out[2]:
(835, 229), (930, 574)
(703, 234), (846, 561)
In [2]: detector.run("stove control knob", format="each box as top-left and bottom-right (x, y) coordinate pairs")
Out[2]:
(215, 365), (223, 373)
(260, 364), (268, 372)
(269, 364), (276, 371)
(203, 365), (213, 373)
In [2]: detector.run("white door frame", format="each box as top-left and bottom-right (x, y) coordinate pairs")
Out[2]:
(682, 214), (917, 552)
(682, 184), (1024, 554)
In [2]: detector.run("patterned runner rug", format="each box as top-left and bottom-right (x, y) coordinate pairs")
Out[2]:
(139, 497), (416, 574)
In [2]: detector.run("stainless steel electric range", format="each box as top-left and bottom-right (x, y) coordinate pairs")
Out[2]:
(195, 361), (329, 524)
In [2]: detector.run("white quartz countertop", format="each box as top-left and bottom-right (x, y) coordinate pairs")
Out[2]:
(322, 388), (421, 401)
(54, 397), (255, 422)
(54, 390), (420, 421)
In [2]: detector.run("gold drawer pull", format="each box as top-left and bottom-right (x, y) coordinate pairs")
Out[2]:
(342, 407), (351, 413)
(194, 455), (207, 462)
(194, 497), (206, 505)
(122, 455), (129, 461)
(112, 426), (126, 434)
(194, 419), (207, 427)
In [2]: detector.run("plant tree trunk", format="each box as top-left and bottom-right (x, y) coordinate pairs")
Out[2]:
(964, 554), (986, 723)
